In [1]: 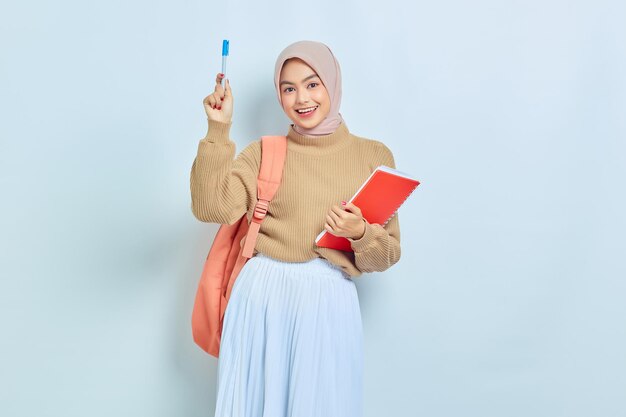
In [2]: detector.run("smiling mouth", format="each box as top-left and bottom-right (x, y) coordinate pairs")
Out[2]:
(295, 106), (318, 117)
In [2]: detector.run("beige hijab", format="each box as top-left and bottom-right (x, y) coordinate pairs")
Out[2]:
(274, 40), (345, 136)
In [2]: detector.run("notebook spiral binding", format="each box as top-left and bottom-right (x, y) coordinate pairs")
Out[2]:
(381, 185), (418, 227)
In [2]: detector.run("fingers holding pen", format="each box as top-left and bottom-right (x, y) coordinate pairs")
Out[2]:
(215, 72), (225, 86)
(205, 73), (227, 109)
(203, 72), (233, 123)
(209, 73), (225, 108)
(214, 73), (226, 106)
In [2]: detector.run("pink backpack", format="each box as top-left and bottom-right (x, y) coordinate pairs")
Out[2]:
(191, 135), (288, 357)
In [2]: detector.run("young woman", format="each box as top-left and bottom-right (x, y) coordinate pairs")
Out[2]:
(191, 40), (401, 417)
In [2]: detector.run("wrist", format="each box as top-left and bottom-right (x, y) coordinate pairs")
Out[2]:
(203, 118), (232, 143)
(206, 116), (232, 123)
(352, 219), (366, 240)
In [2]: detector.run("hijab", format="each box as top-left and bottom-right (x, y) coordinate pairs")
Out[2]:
(274, 40), (345, 136)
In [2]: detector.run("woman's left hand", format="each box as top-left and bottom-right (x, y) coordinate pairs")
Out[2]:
(324, 201), (366, 240)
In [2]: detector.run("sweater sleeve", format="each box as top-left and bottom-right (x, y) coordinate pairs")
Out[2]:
(190, 119), (261, 225)
(346, 144), (402, 273)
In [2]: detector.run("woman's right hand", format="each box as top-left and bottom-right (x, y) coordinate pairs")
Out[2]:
(203, 73), (233, 123)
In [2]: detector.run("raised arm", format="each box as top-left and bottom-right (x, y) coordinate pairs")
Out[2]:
(190, 73), (260, 225)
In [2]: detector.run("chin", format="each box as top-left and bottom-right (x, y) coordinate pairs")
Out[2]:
(298, 118), (320, 127)
(291, 114), (326, 130)
(294, 120), (322, 130)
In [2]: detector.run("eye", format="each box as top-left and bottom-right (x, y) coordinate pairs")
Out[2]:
(308, 82), (318, 88)
(283, 87), (294, 93)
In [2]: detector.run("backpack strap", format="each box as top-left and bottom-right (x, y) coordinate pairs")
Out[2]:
(241, 135), (288, 258)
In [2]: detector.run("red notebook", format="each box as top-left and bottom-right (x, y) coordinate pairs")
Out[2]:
(315, 165), (420, 252)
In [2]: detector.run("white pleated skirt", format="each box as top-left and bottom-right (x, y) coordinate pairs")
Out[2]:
(214, 252), (364, 417)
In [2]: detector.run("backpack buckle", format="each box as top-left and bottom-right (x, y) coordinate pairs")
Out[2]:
(252, 199), (269, 221)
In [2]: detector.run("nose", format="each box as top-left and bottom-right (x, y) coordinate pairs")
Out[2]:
(296, 89), (311, 104)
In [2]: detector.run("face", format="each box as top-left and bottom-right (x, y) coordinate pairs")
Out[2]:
(279, 58), (331, 130)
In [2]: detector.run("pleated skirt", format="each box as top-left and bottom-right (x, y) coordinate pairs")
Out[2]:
(214, 252), (364, 417)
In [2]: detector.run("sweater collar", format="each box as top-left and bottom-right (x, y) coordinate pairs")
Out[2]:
(286, 121), (354, 156)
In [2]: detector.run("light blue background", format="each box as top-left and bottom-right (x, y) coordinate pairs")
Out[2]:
(1, 0), (625, 416)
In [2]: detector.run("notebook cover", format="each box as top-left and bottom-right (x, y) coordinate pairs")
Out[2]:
(315, 165), (420, 252)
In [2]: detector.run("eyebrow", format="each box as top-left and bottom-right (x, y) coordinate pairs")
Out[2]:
(279, 73), (319, 87)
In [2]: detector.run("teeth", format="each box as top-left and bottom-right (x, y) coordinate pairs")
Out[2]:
(296, 106), (317, 113)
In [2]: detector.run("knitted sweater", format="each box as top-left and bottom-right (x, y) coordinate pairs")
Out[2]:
(190, 118), (401, 278)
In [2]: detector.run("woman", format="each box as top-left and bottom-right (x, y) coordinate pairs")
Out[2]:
(191, 40), (401, 417)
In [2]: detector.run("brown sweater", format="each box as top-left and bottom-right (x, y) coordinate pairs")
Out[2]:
(190, 118), (401, 278)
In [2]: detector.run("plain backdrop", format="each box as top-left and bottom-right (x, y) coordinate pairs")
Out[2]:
(1, 0), (625, 416)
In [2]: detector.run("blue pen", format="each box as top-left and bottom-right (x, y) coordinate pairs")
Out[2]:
(221, 39), (229, 77)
